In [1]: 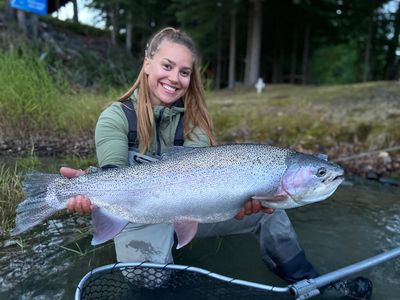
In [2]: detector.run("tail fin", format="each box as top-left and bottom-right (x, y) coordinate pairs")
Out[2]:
(11, 172), (64, 236)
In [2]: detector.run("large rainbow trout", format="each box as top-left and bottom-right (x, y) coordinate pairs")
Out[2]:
(11, 144), (344, 248)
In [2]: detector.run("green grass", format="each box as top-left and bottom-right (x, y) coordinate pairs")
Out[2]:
(0, 164), (23, 235)
(0, 43), (124, 137)
(207, 82), (400, 151)
(0, 50), (60, 134)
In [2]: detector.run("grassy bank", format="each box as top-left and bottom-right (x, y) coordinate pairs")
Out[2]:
(208, 82), (400, 151)
(0, 47), (120, 137)
(1, 58), (399, 151)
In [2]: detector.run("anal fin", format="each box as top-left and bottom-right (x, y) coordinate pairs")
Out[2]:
(174, 221), (199, 249)
(91, 207), (129, 245)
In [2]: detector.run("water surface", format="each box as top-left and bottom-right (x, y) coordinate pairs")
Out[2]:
(0, 178), (399, 299)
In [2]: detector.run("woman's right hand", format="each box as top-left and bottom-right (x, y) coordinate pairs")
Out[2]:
(60, 167), (94, 214)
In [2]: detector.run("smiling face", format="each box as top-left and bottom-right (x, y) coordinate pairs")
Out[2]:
(144, 41), (193, 106)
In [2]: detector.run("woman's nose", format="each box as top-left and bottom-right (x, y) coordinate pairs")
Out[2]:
(168, 69), (179, 83)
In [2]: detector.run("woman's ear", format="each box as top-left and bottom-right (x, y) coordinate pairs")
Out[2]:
(143, 58), (150, 75)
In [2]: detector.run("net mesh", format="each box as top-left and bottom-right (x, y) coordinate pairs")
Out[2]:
(77, 264), (292, 300)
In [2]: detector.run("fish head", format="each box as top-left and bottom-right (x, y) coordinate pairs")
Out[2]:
(259, 152), (344, 209)
(282, 153), (344, 208)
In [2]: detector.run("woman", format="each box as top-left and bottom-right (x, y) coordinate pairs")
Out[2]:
(62, 27), (318, 283)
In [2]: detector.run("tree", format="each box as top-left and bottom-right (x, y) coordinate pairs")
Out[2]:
(72, 0), (79, 23)
(228, 7), (237, 89)
(244, 0), (262, 86)
(384, 2), (400, 79)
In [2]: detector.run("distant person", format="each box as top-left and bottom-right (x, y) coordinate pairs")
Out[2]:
(61, 27), (372, 299)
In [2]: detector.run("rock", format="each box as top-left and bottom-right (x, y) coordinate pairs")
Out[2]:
(366, 170), (380, 180)
(378, 177), (400, 186)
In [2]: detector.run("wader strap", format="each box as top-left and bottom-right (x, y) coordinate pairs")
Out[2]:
(120, 99), (137, 149)
(120, 98), (185, 149)
(173, 99), (185, 146)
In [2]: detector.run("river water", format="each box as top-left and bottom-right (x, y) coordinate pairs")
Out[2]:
(0, 178), (399, 300)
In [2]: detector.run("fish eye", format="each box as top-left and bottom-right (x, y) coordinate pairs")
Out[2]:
(316, 167), (327, 177)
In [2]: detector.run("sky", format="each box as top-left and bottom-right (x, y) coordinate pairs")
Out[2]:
(52, 0), (105, 29)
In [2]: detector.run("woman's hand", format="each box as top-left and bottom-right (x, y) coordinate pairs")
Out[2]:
(60, 167), (94, 214)
(235, 199), (274, 220)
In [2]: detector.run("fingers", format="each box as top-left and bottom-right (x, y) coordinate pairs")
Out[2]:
(234, 209), (245, 220)
(66, 195), (92, 214)
(261, 207), (275, 214)
(60, 167), (86, 179)
(234, 199), (275, 220)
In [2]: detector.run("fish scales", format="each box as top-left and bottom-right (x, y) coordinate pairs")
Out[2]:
(11, 144), (344, 248)
(59, 145), (289, 223)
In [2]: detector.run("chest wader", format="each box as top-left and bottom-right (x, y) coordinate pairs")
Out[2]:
(112, 99), (184, 265)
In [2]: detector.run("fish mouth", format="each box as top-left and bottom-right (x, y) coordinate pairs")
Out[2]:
(322, 172), (345, 184)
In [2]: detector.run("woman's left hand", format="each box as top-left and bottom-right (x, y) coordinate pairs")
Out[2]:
(235, 199), (274, 220)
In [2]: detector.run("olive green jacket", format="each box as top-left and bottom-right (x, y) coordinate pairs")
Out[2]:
(95, 92), (211, 168)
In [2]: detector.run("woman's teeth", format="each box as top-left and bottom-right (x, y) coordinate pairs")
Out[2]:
(162, 84), (177, 92)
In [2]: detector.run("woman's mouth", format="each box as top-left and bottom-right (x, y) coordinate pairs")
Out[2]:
(161, 83), (178, 93)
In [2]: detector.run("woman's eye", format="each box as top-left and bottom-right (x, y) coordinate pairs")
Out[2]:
(180, 71), (190, 77)
(162, 64), (172, 70)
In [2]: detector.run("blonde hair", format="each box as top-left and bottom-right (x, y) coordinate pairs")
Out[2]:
(119, 27), (216, 153)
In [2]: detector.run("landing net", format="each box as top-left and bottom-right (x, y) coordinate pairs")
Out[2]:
(75, 262), (291, 300)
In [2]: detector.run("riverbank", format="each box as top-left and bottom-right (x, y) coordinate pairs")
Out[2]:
(0, 135), (399, 180)
(1, 82), (399, 181)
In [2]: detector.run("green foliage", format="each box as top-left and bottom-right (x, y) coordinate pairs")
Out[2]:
(0, 164), (23, 235)
(0, 29), (127, 137)
(16, 155), (42, 171)
(310, 43), (360, 84)
(0, 46), (60, 134)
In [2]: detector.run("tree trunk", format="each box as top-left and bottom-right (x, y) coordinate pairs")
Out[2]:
(362, 15), (373, 82)
(278, 31), (285, 83)
(244, 3), (253, 84)
(385, 3), (400, 80)
(301, 21), (310, 84)
(126, 11), (133, 52)
(272, 25), (279, 83)
(4, 0), (14, 22)
(30, 13), (39, 39)
(290, 26), (298, 83)
(72, 0), (79, 23)
(228, 9), (237, 89)
(245, 0), (263, 86)
(16, 10), (27, 35)
(110, 3), (119, 45)
(215, 23), (222, 89)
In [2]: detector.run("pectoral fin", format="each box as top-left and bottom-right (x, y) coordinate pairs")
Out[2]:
(251, 193), (288, 202)
(174, 221), (199, 249)
(91, 207), (129, 245)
